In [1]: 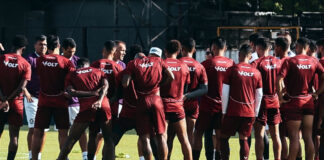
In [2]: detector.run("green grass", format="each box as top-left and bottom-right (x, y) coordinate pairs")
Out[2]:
(0, 126), (304, 160)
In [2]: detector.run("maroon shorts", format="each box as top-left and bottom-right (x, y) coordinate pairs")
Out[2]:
(112, 117), (136, 133)
(256, 107), (281, 126)
(184, 100), (199, 119)
(136, 94), (166, 136)
(165, 111), (185, 123)
(34, 106), (69, 129)
(75, 105), (111, 123)
(195, 111), (222, 132)
(221, 116), (255, 137)
(0, 100), (24, 127)
(281, 96), (314, 121)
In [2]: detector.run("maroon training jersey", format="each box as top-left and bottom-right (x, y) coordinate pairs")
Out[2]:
(91, 59), (123, 99)
(160, 58), (190, 112)
(0, 53), (31, 100)
(125, 56), (167, 95)
(200, 56), (234, 112)
(37, 54), (75, 107)
(279, 54), (324, 96)
(65, 67), (109, 112)
(224, 63), (263, 117)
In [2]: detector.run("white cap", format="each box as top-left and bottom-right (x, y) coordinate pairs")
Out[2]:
(149, 47), (162, 57)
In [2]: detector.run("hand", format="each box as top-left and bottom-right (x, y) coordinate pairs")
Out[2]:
(312, 93), (319, 100)
(0, 101), (9, 112)
(182, 94), (188, 101)
(92, 100), (102, 110)
(63, 91), (71, 99)
(25, 92), (34, 103)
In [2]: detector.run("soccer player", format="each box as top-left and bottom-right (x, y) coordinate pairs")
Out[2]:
(220, 44), (263, 160)
(113, 40), (127, 69)
(316, 38), (324, 160)
(277, 31), (296, 57)
(0, 35), (31, 160)
(31, 35), (75, 160)
(192, 37), (234, 160)
(277, 37), (324, 160)
(24, 35), (47, 160)
(61, 38), (88, 160)
(252, 37), (282, 160)
(90, 40), (122, 159)
(248, 32), (263, 63)
(57, 57), (113, 160)
(160, 40), (192, 160)
(122, 46), (174, 160)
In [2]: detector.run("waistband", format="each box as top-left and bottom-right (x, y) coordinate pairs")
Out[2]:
(230, 96), (255, 105)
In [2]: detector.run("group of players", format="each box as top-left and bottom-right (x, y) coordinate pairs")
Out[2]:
(0, 31), (323, 160)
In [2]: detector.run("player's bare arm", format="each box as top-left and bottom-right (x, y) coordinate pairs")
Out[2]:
(276, 75), (289, 104)
(23, 88), (33, 103)
(160, 68), (174, 87)
(66, 85), (101, 98)
(122, 74), (131, 88)
(92, 78), (108, 110)
(7, 79), (28, 101)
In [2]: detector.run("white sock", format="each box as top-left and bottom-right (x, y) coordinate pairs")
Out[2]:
(93, 156), (96, 160)
(38, 153), (42, 160)
(139, 156), (145, 160)
(82, 151), (88, 159)
(29, 151), (32, 159)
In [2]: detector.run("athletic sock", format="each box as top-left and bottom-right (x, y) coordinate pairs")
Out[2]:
(29, 150), (32, 160)
(87, 153), (95, 160)
(214, 149), (221, 160)
(205, 150), (213, 160)
(38, 153), (42, 160)
(192, 149), (201, 160)
(220, 138), (230, 160)
(296, 157), (302, 160)
(239, 139), (250, 160)
(7, 151), (17, 160)
(139, 156), (145, 160)
(82, 151), (88, 160)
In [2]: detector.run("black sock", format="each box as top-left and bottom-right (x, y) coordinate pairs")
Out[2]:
(87, 153), (95, 160)
(214, 150), (221, 160)
(192, 149), (201, 160)
(205, 150), (214, 160)
(263, 133), (269, 159)
(7, 151), (17, 160)
(296, 157), (302, 160)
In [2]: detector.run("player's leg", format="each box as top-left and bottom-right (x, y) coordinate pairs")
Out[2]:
(54, 107), (70, 150)
(138, 138), (144, 160)
(172, 118), (192, 160)
(254, 121), (265, 160)
(219, 133), (231, 160)
(88, 127), (100, 160)
(166, 122), (176, 160)
(263, 132), (270, 160)
(186, 117), (195, 145)
(280, 121), (288, 160)
(25, 96), (37, 159)
(0, 110), (8, 138)
(302, 115), (315, 160)
(320, 129), (324, 160)
(139, 134), (154, 160)
(101, 119), (114, 160)
(286, 120), (302, 160)
(204, 130), (214, 160)
(57, 122), (89, 159)
(238, 117), (255, 160)
(7, 124), (20, 160)
(268, 124), (281, 160)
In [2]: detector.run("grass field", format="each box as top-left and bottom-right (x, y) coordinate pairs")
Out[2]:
(0, 125), (304, 160)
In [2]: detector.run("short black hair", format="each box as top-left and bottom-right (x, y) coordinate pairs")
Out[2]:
(35, 35), (46, 43)
(210, 37), (226, 49)
(275, 37), (289, 51)
(47, 35), (60, 51)
(249, 32), (263, 44)
(62, 38), (76, 49)
(12, 35), (28, 49)
(239, 44), (252, 57)
(316, 38), (324, 47)
(104, 40), (116, 53)
(255, 37), (271, 50)
(296, 37), (310, 49)
(129, 44), (143, 59)
(181, 38), (196, 52)
(76, 57), (90, 68)
(309, 40), (317, 53)
(165, 40), (181, 55)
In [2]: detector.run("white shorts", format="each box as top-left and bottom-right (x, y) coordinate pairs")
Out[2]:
(69, 106), (80, 125)
(24, 96), (39, 128)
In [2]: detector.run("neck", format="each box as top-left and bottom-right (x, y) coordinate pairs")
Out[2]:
(258, 51), (269, 57)
(183, 52), (193, 58)
(49, 48), (60, 55)
(298, 51), (307, 56)
(214, 51), (224, 57)
(36, 51), (45, 56)
(167, 53), (177, 59)
(239, 57), (250, 63)
(280, 51), (289, 59)
(13, 49), (23, 55)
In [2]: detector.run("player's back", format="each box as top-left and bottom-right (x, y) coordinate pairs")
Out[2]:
(281, 54), (323, 96)
(180, 57), (207, 92)
(37, 54), (74, 95)
(225, 62), (262, 117)
(0, 53), (31, 99)
(127, 56), (164, 95)
(91, 59), (122, 98)
(201, 56), (233, 99)
(160, 58), (190, 100)
(252, 56), (282, 95)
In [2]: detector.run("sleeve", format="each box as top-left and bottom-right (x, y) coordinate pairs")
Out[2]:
(315, 60), (324, 75)
(221, 83), (230, 114)
(22, 62), (32, 80)
(279, 59), (289, 78)
(254, 88), (263, 116)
